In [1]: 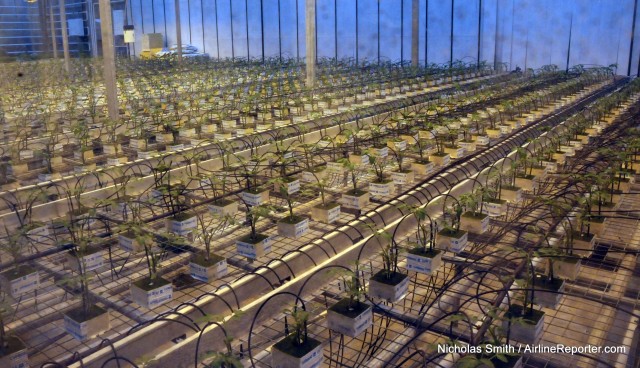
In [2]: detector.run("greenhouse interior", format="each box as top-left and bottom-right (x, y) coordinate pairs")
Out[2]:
(2, 0), (640, 367)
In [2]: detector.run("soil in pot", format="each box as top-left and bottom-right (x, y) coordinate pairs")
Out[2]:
(64, 304), (110, 340)
(133, 276), (172, 291)
(406, 248), (442, 274)
(236, 233), (271, 259)
(329, 298), (370, 319)
(0, 336), (27, 367)
(437, 228), (468, 253)
(368, 270), (409, 302)
(271, 335), (323, 368)
(570, 231), (595, 256)
(326, 298), (373, 337)
(272, 334), (322, 363)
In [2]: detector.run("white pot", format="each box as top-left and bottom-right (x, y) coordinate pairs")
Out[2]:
(0, 338), (28, 368)
(131, 278), (174, 309)
(349, 153), (369, 165)
(119, 233), (143, 253)
(271, 337), (323, 368)
(64, 305), (110, 341)
(107, 157), (128, 166)
(326, 161), (346, 175)
(311, 204), (341, 224)
(371, 146), (388, 158)
(391, 170), (415, 185)
(483, 200), (508, 217)
(444, 146), (464, 159)
(341, 191), (370, 210)
(475, 136), (490, 146)
(275, 179), (300, 195)
(242, 189), (270, 206)
(500, 187), (523, 203)
(430, 154), (450, 167)
(190, 256), (229, 282)
(66, 250), (104, 273)
(369, 181), (395, 197)
(387, 140), (407, 152)
(406, 249), (442, 275)
(436, 230), (468, 253)
(0, 268), (39, 298)
(460, 213), (490, 234)
(411, 161), (434, 175)
(277, 218), (310, 239)
(166, 214), (197, 235)
(137, 151), (157, 159)
(368, 271), (409, 303)
(459, 141), (476, 153)
(25, 224), (49, 244)
(236, 235), (272, 259)
(326, 300), (373, 337)
(503, 306), (545, 344)
(302, 169), (327, 183)
(515, 176), (538, 192)
(208, 200), (238, 216)
(530, 277), (565, 309)
(222, 120), (237, 129)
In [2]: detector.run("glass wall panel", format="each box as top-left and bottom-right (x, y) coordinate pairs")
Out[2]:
(216, 0), (233, 57)
(247, 0), (263, 60)
(402, 0), (412, 63)
(480, 0), (497, 68)
(263, 0), (279, 57)
(153, 0), (167, 43)
(358, 0), (378, 62)
(418, 0), (427, 64)
(317, 0), (336, 59)
(380, 0), (401, 62)
(140, 0), (156, 38)
(163, 0), (176, 48)
(297, 0), (305, 58)
(452, 0), (478, 64)
(427, 0), (452, 65)
(336, 0), (356, 60)
(3, 0), (640, 73)
(202, 0), (220, 58)
(188, 0), (204, 52)
(231, 0), (249, 59)
(280, 0), (299, 59)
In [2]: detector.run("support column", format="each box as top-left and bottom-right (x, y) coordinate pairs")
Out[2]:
(49, 0), (58, 58)
(98, 0), (119, 122)
(411, 0), (419, 66)
(175, 0), (183, 62)
(305, 0), (316, 87)
(59, 0), (70, 71)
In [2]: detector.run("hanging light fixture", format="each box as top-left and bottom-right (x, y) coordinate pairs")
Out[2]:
(124, 25), (135, 43)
